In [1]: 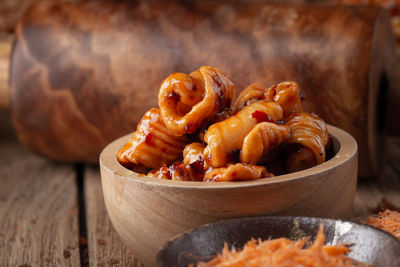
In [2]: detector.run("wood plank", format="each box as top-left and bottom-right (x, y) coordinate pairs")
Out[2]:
(352, 136), (400, 216)
(84, 166), (144, 267)
(0, 138), (81, 266)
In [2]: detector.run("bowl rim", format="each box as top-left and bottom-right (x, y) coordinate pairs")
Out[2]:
(100, 124), (357, 189)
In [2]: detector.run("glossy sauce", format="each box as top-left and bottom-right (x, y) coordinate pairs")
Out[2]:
(252, 110), (274, 123)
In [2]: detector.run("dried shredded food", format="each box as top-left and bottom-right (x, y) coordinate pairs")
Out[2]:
(195, 226), (370, 267)
(365, 209), (400, 239)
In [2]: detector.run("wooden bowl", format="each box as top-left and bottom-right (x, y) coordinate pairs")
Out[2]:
(157, 216), (400, 267)
(100, 125), (357, 267)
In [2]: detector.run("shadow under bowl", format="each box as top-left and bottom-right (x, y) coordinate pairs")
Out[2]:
(100, 125), (358, 266)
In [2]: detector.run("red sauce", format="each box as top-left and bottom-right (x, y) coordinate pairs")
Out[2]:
(165, 168), (172, 180)
(158, 166), (172, 179)
(211, 75), (225, 112)
(191, 82), (197, 91)
(145, 133), (153, 145)
(167, 91), (180, 102)
(170, 161), (186, 177)
(212, 75), (222, 87)
(190, 158), (204, 174)
(212, 174), (222, 182)
(252, 110), (274, 123)
(185, 123), (197, 134)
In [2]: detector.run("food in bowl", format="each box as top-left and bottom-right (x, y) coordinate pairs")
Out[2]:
(195, 225), (369, 267)
(102, 126), (358, 266)
(156, 216), (400, 267)
(365, 209), (400, 239)
(117, 66), (330, 182)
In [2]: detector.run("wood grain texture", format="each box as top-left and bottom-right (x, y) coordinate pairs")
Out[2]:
(0, 139), (80, 266)
(9, 0), (397, 178)
(84, 166), (144, 267)
(352, 136), (400, 216)
(100, 125), (357, 267)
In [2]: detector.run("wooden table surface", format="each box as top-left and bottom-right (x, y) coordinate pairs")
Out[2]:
(1, 110), (399, 267)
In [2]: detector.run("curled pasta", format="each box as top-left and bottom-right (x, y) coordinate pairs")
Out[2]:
(158, 66), (235, 136)
(117, 108), (188, 170)
(267, 81), (303, 118)
(241, 122), (290, 164)
(234, 81), (302, 118)
(285, 112), (329, 172)
(117, 65), (331, 182)
(203, 163), (272, 182)
(203, 101), (283, 168)
(234, 83), (266, 112)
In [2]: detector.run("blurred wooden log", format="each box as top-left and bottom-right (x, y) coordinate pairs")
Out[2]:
(0, 33), (12, 110)
(0, 0), (64, 32)
(5, 0), (400, 177)
(385, 54), (400, 136)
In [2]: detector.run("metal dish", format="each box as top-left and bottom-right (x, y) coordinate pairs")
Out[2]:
(157, 216), (400, 267)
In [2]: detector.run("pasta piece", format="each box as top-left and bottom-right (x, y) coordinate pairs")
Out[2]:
(203, 101), (283, 167)
(158, 66), (235, 136)
(117, 108), (188, 170)
(267, 81), (303, 118)
(285, 112), (329, 172)
(241, 122), (289, 164)
(148, 161), (198, 181)
(183, 142), (208, 176)
(183, 142), (206, 165)
(147, 166), (172, 180)
(204, 163), (271, 182)
(286, 147), (316, 173)
(211, 108), (233, 124)
(234, 83), (266, 111)
(234, 81), (302, 118)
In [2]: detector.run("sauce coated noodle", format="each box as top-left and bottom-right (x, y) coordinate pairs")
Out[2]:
(117, 66), (330, 182)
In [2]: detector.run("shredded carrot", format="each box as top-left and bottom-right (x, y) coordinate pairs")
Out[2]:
(365, 209), (400, 239)
(196, 225), (370, 267)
